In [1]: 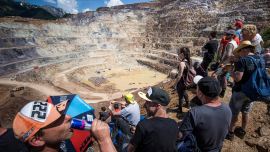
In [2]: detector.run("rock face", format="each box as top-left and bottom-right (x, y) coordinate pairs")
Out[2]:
(1, 0), (269, 77)
(0, 8), (150, 76)
(0, 1), (270, 149)
(144, 0), (270, 54)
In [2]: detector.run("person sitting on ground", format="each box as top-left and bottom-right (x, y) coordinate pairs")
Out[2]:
(178, 77), (232, 152)
(0, 120), (29, 152)
(127, 87), (179, 152)
(226, 40), (258, 140)
(201, 31), (219, 74)
(241, 24), (264, 54)
(173, 47), (194, 114)
(111, 102), (122, 112)
(111, 93), (140, 136)
(218, 29), (238, 98)
(12, 101), (116, 152)
(99, 106), (110, 121)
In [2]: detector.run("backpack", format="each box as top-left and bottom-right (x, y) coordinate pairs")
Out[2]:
(180, 62), (196, 89)
(241, 56), (270, 102)
(177, 133), (201, 152)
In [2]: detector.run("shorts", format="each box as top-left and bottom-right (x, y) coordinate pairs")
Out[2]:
(229, 91), (253, 116)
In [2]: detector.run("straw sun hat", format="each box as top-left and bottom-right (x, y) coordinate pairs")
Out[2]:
(233, 40), (255, 56)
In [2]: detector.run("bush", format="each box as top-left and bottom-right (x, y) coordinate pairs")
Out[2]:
(261, 27), (270, 48)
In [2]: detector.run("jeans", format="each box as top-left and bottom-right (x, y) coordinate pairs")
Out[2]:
(177, 82), (189, 112)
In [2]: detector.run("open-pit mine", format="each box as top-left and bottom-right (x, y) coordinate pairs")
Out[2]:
(1, 0), (270, 151)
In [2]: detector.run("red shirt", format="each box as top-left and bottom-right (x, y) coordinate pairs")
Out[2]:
(220, 36), (240, 46)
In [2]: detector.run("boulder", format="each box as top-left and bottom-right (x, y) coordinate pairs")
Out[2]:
(259, 126), (270, 137)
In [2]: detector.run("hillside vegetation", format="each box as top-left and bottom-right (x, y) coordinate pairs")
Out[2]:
(0, 0), (66, 20)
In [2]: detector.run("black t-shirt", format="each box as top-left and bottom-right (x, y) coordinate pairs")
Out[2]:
(99, 111), (110, 121)
(130, 117), (178, 152)
(0, 128), (29, 152)
(179, 103), (232, 152)
(233, 55), (258, 92)
(203, 39), (219, 55)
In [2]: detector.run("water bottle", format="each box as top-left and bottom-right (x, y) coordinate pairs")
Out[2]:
(70, 118), (92, 130)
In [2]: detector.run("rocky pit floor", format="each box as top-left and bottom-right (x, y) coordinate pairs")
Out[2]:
(0, 75), (269, 152)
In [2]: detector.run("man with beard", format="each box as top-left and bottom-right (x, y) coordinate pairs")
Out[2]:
(127, 87), (178, 152)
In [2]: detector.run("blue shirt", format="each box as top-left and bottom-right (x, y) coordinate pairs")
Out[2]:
(121, 101), (140, 125)
(235, 29), (242, 40)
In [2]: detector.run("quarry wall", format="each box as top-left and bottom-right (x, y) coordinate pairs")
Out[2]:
(145, 0), (270, 54)
(0, 8), (150, 77)
(0, 0), (269, 77)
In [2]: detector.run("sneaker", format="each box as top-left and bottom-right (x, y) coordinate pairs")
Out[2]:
(225, 131), (234, 141)
(234, 127), (246, 139)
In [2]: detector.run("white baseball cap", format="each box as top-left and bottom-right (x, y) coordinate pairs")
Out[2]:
(193, 75), (203, 84)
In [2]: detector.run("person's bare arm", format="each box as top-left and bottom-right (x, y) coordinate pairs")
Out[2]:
(217, 43), (224, 61)
(230, 71), (243, 82)
(174, 62), (186, 86)
(91, 119), (117, 152)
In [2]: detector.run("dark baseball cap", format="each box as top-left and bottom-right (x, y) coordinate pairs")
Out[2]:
(197, 77), (221, 98)
(138, 87), (170, 106)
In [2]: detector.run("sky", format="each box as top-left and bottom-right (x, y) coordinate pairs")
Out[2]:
(23, 0), (151, 14)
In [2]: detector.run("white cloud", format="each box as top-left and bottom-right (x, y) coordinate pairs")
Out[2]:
(44, 0), (56, 4)
(57, 0), (78, 14)
(105, 0), (124, 7)
(82, 8), (92, 12)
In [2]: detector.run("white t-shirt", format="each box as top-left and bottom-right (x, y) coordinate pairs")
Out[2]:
(252, 34), (263, 54)
(228, 39), (238, 50)
(222, 40), (238, 64)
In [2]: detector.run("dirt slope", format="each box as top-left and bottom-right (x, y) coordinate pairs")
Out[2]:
(0, 80), (269, 151)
